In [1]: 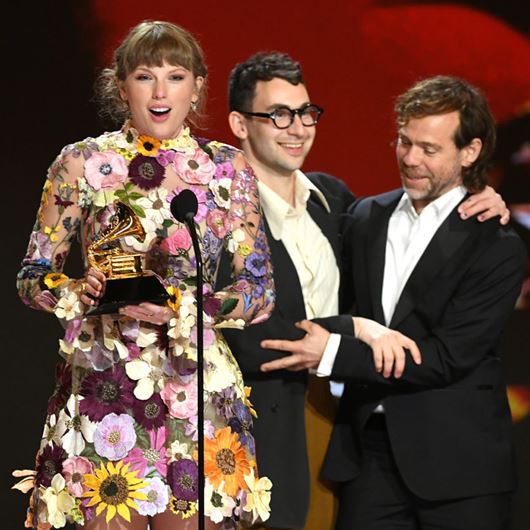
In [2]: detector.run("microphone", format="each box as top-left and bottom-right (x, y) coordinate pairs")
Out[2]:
(169, 187), (205, 530)
(170, 189), (198, 224)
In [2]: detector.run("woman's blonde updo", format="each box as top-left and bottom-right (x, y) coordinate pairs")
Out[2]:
(95, 20), (208, 128)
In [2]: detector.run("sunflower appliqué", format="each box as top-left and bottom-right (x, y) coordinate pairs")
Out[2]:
(83, 460), (149, 523)
(128, 135), (165, 191)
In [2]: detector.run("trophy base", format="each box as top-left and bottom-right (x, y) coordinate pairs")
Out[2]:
(85, 274), (169, 316)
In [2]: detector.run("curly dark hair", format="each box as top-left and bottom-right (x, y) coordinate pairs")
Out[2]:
(228, 51), (304, 112)
(395, 75), (496, 191)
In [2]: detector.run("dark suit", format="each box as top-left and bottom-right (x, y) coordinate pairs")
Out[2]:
(319, 189), (527, 528)
(215, 172), (355, 528)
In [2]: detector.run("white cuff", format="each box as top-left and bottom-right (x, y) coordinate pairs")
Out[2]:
(316, 333), (341, 377)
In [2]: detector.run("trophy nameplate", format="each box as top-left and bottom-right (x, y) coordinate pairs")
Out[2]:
(86, 201), (168, 316)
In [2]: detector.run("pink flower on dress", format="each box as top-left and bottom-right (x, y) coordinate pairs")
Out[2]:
(124, 426), (169, 477)
(173, 148), (216, 185)
(93, 413), (137, 460)
(160, 379), (197, 419)
(84, 150), (127, 191)
(160, 228), (192, 255)
(62, 456), (93, 497)
(167, 186), (208, 223)
(206, 208), (231, 238)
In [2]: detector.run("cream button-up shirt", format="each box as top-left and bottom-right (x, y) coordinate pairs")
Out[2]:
(257, 170), (340, 320)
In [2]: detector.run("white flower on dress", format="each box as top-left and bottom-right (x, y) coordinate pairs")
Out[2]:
(242, 468), (272, 523)
(54, 291), (82, 321)
(167, 440), (192, 462)
(136, 188), (171, 225)
(227, 228), (245, 254)
(209, 177), (232, 209)
(204, 480), (236, 523)
(124, 217), (158, 252)
(39, 473), (76, 528)
(125, 345), (166, 400)
(55, 395), (97, 457)
(42, 414), (66, 449)
(203, 346), (237, 394)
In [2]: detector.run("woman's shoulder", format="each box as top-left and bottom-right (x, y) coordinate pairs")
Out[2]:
(59, 129), (124, 159)
(194, 135), (244, 164)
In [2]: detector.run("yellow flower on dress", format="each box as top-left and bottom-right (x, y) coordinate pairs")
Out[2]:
(244, 386), (258, 418)
(44, 225), (60, 242)
(204, 427), (250, 497)
(166, 285), (182, 313)
(82, 460), (149, 523)
(44, 273), (69, 289)
(237, 243), (252, 258)
(137, 135), (161, 157)
(169, 496), (197, 519)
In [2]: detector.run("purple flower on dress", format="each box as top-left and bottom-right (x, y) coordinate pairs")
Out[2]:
(156, 149), (176, 167)
(93, 413), (137, 460)
(214, 161), (234, 181)
(244, 252), (266, 277)
(79, 365), (135, 421)
(132, 392), (167, 431)
(228, 400), (254, 454)
(36, 444), (67, 487)
(47, 362), (72, 415)
(129, 154), (165, 190)
(167, 459), (198, 501)
(212, 387), (237, 419)
(137, 476), (170, 516)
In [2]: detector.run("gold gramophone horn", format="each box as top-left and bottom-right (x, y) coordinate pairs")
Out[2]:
(87, 201), (147, 279)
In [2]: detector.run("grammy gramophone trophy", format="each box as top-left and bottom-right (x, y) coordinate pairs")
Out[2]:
(86, 201), (168, 315)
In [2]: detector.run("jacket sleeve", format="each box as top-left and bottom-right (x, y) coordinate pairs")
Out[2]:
(331, 230), (527, 389)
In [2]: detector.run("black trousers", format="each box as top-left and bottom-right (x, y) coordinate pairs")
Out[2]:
(335, 414), (513, 530)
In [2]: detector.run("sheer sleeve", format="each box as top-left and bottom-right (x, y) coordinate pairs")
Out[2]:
(17, 146), (87, 317)
(214, 151), (275, 324)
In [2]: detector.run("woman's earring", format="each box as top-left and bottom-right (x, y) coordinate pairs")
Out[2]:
(191, 101), (198, 112)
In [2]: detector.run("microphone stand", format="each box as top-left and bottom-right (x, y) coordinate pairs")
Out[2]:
(183, 212), (205, 530)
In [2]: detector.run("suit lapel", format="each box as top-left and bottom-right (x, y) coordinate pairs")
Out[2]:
(389, 204), (490, 328)
(264, 220), (307, 321)
(365, 194), (401, 323)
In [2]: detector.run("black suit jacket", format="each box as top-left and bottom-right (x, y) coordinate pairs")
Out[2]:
(320, 189), (527, 501)
(215, 172), (355, 528)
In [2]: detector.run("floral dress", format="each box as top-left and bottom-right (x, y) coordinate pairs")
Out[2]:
(15, 122), (275, 529)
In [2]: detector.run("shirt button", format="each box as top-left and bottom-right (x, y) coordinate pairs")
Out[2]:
(271, 403), (279, 412)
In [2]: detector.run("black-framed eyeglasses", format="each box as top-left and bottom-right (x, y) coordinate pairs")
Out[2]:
(238, 103), (324, 129)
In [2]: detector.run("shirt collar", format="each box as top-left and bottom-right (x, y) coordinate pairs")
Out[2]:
(397, 185), (467, 222)
(258, 170), (331, 240)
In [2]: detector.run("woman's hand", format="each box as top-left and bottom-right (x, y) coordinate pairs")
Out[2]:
(79, 268), (106, 307)
(119, 302), (174, 326)
(458, 185), (510, 224)
(353, 317), (421, 378)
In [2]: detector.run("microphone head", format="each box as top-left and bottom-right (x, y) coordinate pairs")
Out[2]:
(170, 189), (199, 223)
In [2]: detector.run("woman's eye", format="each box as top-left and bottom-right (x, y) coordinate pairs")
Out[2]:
(136, 74), (151, 81)
(170, 75), (184, 81)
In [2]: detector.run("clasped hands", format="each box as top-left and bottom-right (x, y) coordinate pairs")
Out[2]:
(78, 268), (172, 325)
(260, 317), (421, 378)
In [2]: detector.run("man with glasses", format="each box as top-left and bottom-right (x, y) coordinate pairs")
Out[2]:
(215, 53), (508, 530)
(216, 51), (355, 530)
